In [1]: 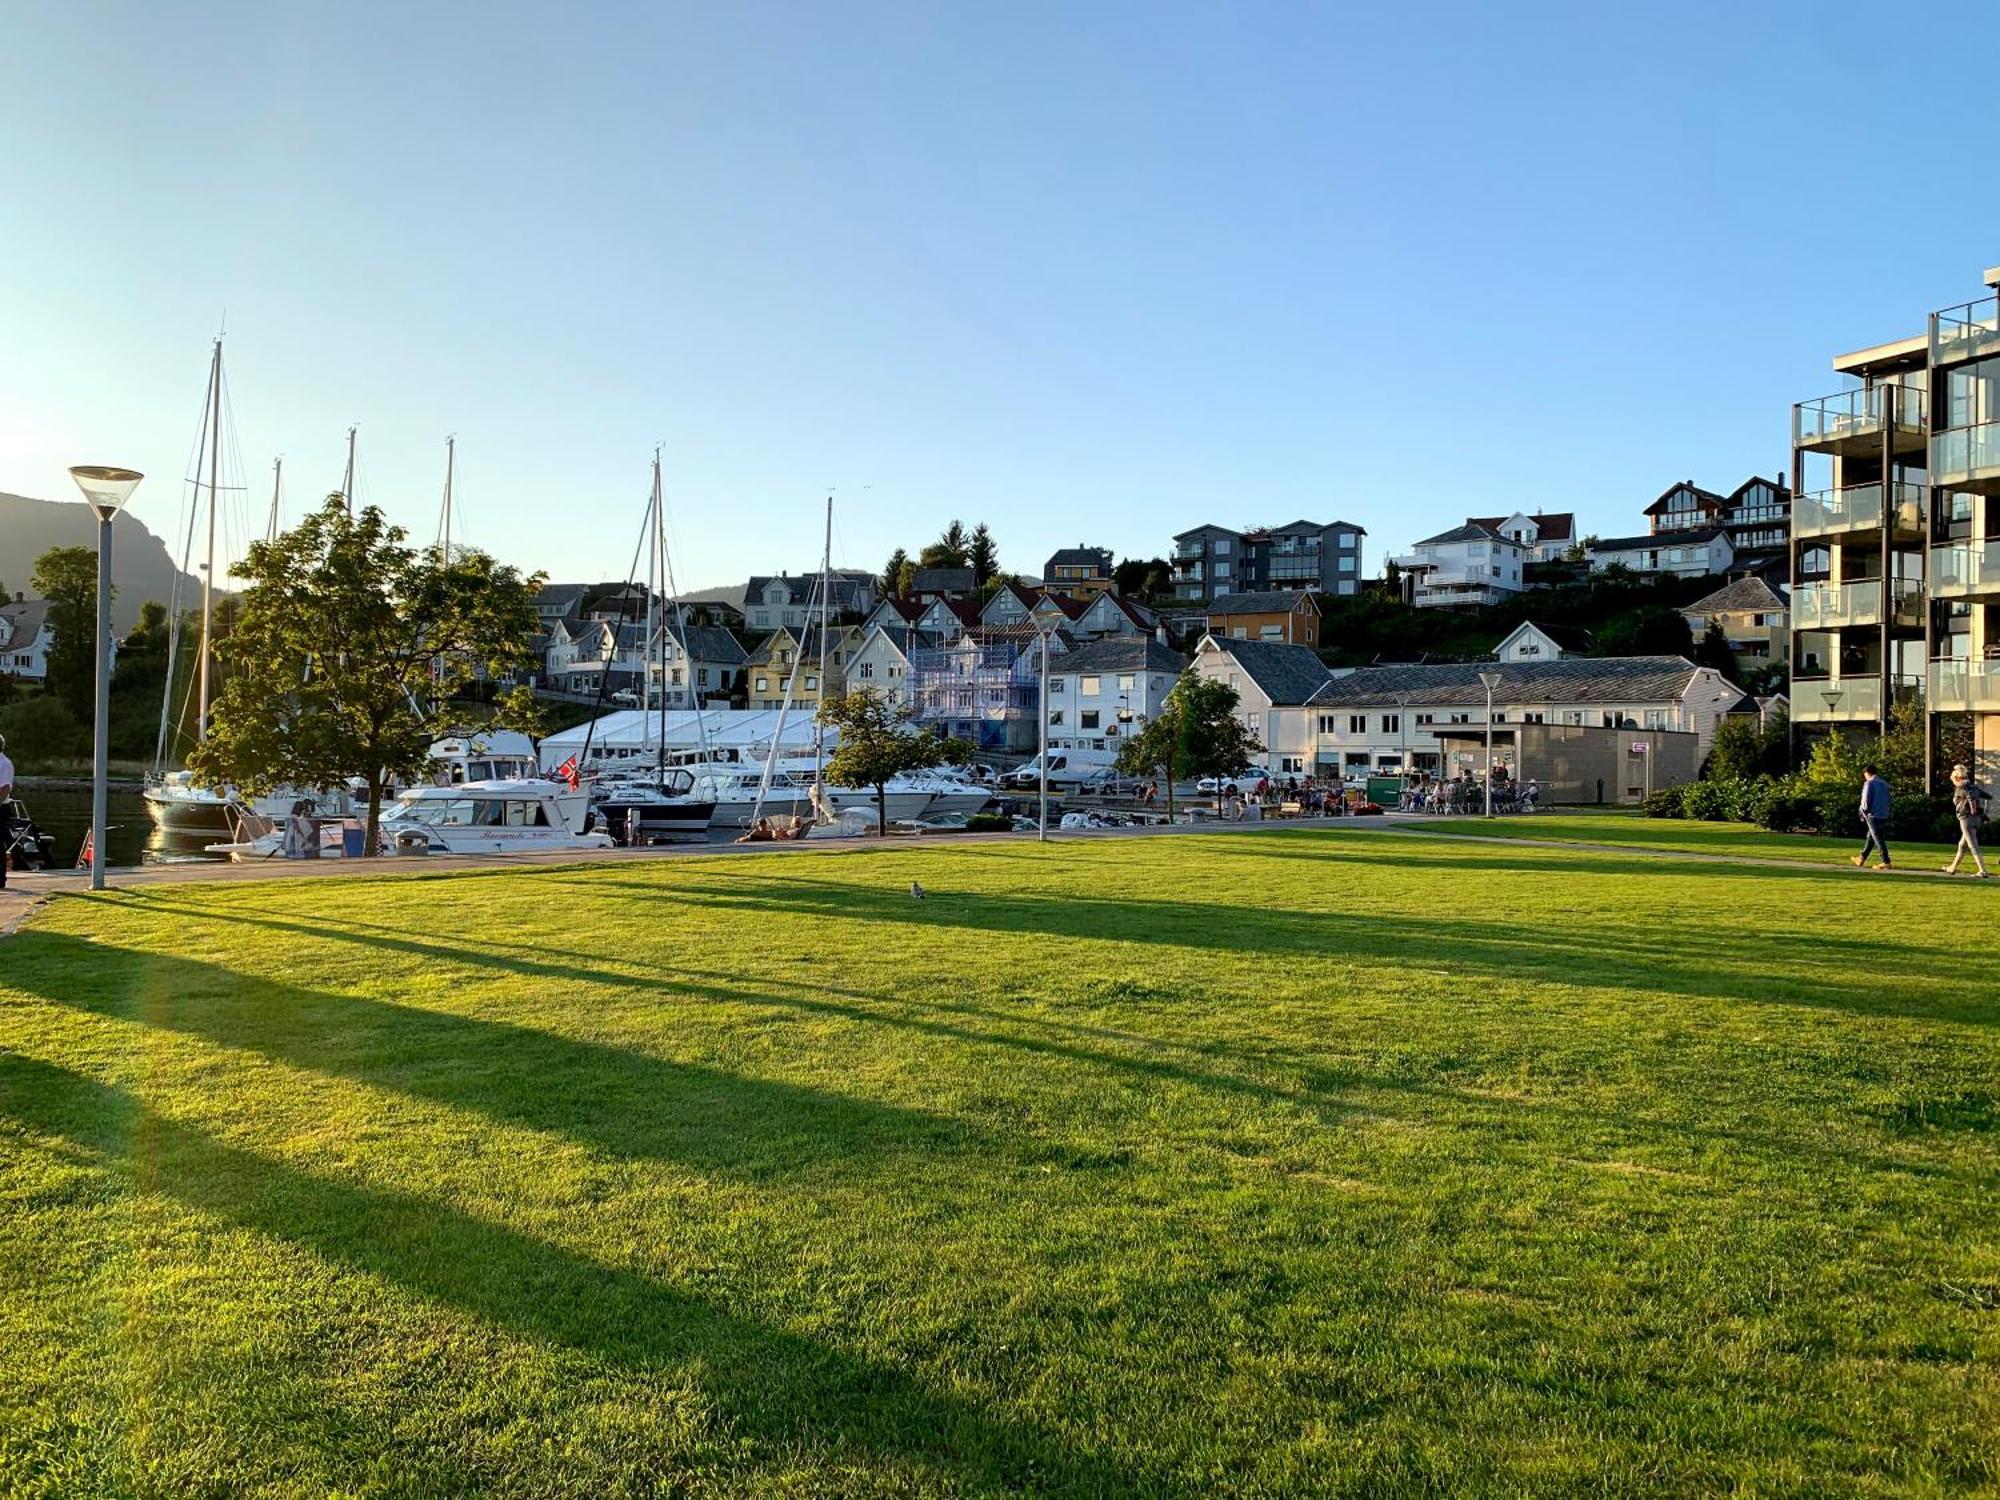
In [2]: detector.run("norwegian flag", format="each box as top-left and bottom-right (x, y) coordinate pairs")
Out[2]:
(548, 756), (580, 789)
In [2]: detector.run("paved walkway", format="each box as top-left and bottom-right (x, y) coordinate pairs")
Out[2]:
(4, 814), (1976, 938)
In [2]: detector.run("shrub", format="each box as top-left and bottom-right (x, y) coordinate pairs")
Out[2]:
(963, 813), (1012, 833)
(1642, 784), (1688, 819)
(1759, 790), (1813, 834)
(0, 693), (87, 764)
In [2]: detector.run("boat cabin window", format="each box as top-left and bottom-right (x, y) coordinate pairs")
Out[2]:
(504, 799), (550, 828)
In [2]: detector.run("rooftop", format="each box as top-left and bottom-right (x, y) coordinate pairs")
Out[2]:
(1200, 636), (1333, 706)
(1207, 590), (1318, 615)
(1683, 576), (1787, 616)
(1306, 655), (1712, 709)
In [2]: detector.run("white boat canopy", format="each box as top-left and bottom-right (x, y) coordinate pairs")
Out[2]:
(535, 709), (835, 769)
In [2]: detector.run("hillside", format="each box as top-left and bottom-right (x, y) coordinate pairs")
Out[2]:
(0, 492), (199, 632)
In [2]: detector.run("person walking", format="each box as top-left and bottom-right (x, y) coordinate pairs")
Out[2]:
(1944, 763), (1991, 878)
(0, 733), (14, 888)
(1852, 764), (1893, 870)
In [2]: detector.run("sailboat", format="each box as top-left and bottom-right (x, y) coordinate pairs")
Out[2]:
(144, 356), (354, 835)
(585, 452), (717, 843)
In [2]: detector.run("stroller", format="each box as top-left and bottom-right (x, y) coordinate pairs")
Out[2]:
(4, 798), (61, 872)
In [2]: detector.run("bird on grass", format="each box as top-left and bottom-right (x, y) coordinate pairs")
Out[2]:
(910, 881), (927, 900)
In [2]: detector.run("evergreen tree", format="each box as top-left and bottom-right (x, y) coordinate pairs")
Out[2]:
(881, 547), (912, 597)
(968, 523), (998, 586)
(1695, 618), (1738, 678)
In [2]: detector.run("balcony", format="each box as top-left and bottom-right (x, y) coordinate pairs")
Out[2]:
(1789, 578), (1922, 631)
(1793, 386), (1926, 457)
(1171, 557), (1204, 580)
(1791, 675), (1919, 722)
(1931, 295), (2000, 367)
(1929, 658), (2000, 712)
(1932, 421), (2000, 495)
(1791, 482), (1925, 540)
(1930, 540), (2000, 600)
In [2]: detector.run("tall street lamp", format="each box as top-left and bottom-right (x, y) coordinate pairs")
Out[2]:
(69, 466), (145, 892)
(1477, 669), (1502, 818)
(1035, 618), (1055, 842)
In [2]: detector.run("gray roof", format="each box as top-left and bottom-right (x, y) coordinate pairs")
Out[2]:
(1206, 637), (1333, 705)
(1172, 522), (1243, 542)
(677, 584), (748, 612)
(661, 621), (748, 664)
(1411, 522), (1508, 548)
(912, 567), (975, 592)
(1044, 546), (1113, 571)
(1054, 636), (1187, 676)
(534, 582), (587, 609)
(0, 598), (50, 649)
(1593, 527), (1728, 552)
(1306, 655), (1705, 709)
(1264, 518), (1364, 537)
(744, 573), (876, 609)
(1684, 576), (1786, 615)
(1208, 590), (1313, 615)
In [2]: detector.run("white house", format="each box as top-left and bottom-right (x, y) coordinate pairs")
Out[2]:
(544, 618), (649, 696)
(845, 624), (937, 710)
(1390, 524), (1527, 609)
(1045, 637), (1186, 752)
(742, 570), (877, 631)
(1465, 511), (1577, 563)
(0, 597), (54, 682)
(1193, 635), (1744, 778)
(648, 621), (748, 707)
(1493, 620), (1590, 663)
(1589, 527), (1735, 578)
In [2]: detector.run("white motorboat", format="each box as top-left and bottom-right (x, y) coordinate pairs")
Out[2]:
(207, 779), (611, 861)
(886, 771), (992, 818)
(145, 770), (357, 837)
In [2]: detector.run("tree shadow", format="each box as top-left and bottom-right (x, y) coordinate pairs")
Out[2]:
(5, 929), (996, 1182)
(0, 1052), (1150, 1494)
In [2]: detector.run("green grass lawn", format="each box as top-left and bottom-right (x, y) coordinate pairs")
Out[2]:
(1419, 807), (1969, 868)
(2, 830), (1996, 1496)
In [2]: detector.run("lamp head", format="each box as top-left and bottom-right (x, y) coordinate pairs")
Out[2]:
(69, 466), (144, 521)
(1477, 669), (1502, 691)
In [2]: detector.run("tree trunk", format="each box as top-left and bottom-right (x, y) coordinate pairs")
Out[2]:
(875, 781), (887, 837)
(366, 776), (382, 859)
(1165, 745), (1177, 821)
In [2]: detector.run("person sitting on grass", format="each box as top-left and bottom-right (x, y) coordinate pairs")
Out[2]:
(1944, 764), (1990, 878)
(1853, 764), (1892, 871)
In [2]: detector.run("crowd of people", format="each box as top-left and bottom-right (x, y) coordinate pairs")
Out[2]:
(1396, 771), (1540, 815)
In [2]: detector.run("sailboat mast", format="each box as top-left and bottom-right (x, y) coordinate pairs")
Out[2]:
(196, 338), (223, 741)
(815, 494), (832, 779)
(342, 426), (357, 512)
(653, 451), (668, 783)
(439, 435), (456, 556)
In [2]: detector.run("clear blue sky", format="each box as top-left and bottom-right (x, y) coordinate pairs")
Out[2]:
(5, 0), (1996, 592)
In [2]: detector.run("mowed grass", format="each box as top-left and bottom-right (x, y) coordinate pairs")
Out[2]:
(1421, 807), (1967, 868)
(1, 830), (1996, 1497)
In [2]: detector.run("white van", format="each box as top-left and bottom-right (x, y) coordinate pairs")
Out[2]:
(1005, 748), (1122, 790)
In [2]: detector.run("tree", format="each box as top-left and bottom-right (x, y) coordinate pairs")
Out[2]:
(881, 547), (912, 597)
(31, 546), (102, 720)
(921, 521), (970, 571)
(1694, 618), (1738, 678)
(817, 688), (956, 834)
(490, 684), (551, 740)
(968, 524), (998, 587)
(1593, 605), (1692, 659)
(1114, 556), (1172, 600)
(1704, 711), (1788, 781)
(1115, 671), (1263, 819)
(190, 497), (544, 853)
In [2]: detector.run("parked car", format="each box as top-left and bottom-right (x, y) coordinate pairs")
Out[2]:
(1196, 775), (1241, 795)
(610, 689), (641, 707)
(1077, 768), (1142, 796)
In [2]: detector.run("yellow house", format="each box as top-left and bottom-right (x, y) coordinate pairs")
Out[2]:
(745, 624), (866, 710)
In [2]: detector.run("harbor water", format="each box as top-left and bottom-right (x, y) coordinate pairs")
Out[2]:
(17, 783), (220, 867)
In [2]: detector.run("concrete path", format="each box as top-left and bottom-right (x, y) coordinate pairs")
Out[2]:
(4, 814), (1978, 938)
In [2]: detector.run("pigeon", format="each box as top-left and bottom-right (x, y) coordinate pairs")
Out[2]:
(910, 881), (927, 900)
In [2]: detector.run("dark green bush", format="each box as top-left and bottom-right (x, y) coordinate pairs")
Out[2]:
(963, 813), (1013, 833)
(1642, 784), (1688, 819)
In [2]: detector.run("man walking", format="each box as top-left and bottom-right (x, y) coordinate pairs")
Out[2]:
(1944, 763), (1991, 878)
(0, 733), (14, 889)
(1852, 763), (1892, 871)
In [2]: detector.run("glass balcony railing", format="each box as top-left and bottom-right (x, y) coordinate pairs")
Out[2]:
(1793, 386), (1926, 449)
(1932, 421), (2000, 489)
(1792, 674), (1922, 721)
(1929, 658), (2000, 711)
(1931, 295), (2000, 366)
(1930, 540), (2000, 599)
(1789, 579), (1923, 631)
(1791, 481), (1925, 539)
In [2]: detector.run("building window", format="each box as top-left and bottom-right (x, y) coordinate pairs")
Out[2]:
(1214, 539), (1231, 555)
(1080, 710), (1099, 730)
(1118, 674), (1136, 690)
(755, 676), (769, 693)
(1338, 555), (1356, 574)
(1381, 714), (1399, 733)
(859, 662), (874, 679)
(1492, 711), (1506, 723)
(1339, 533), (1355, 549)
(1317, 714), (1336, 734)
(1048, 709), (1064, 726)
(1415, 713), (1434, 726)
(1347, 714), (1366, 734)
(1246, 712), (1259, 735)
(1259, 625), (1283, 641)
(1449, 712), (1470, 724)
(804, 675), (818, 691)
(1280, 756), (1304, 773)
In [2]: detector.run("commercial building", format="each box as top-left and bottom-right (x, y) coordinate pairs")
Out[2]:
(1787, 263), (2000, 779)
(1170, 518), (1366, 603)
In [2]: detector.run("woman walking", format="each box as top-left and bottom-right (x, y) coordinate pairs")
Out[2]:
(1944, 764), (1991, 878)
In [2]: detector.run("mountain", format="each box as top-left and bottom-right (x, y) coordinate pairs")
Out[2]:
(0, 492), (201, 633)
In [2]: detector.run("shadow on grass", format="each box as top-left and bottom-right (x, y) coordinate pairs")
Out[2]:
(5, 930), (993, 1182)
(0, 1052), (1149, 1494)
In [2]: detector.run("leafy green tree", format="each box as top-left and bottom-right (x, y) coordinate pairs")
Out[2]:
(490, 684), (551, 740)
(1593, 605), (1693, 659)
(817, 688), (957, 834)
(1703, 709), (1789, 781)
(968, 524), (998, 586)
(1114, 556), (1171, 600)
(1115, 671), (1263, 818)
(921, 520), (970, 571)
(31, 545), (102, 720)
(190, 497), (544, 851)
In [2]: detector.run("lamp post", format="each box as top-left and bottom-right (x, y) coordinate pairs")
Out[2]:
(1477, 669), (1501, 818)
(1036, 619), (1053, 842)
(68, 466), (145, 891)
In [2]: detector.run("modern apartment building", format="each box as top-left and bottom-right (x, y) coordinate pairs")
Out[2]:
(1171, 518), (1365, 602)
(1786, 266), (2000, 780)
